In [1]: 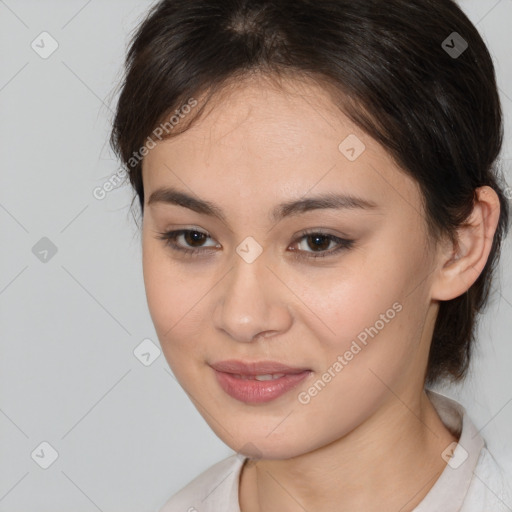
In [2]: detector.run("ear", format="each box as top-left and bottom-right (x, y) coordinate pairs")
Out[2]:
(430, 186), (501, 301)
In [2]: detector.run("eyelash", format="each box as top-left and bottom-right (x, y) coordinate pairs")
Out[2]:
(155, 228), (355, 260)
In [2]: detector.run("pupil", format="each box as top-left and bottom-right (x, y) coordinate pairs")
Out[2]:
(185, 231), (205, 247)
(309, 235), (329, 251)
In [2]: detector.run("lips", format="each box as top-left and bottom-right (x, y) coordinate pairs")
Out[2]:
(210, 359), (312, 403)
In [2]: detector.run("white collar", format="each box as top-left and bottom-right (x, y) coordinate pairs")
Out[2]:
(412, 389), (485, 510)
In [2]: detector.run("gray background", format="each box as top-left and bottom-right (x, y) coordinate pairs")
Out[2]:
(0, 1), (511, 510)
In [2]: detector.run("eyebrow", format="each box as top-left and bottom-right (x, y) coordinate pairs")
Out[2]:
(147, 186), (379, 224)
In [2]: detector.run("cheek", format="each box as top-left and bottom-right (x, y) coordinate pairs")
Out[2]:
(287, 272), (422, 443)
(142, 236), (204, 353)
(295, 239), (428, 376)
(286, 250), (402, 347)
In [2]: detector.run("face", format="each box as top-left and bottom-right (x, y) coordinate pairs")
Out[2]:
(141, 75), (441, 459)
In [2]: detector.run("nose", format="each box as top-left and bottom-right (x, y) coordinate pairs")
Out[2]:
(213, 253), (293, 343)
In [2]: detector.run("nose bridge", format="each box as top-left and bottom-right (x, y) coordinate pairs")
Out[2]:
(213, 242), (292, 342)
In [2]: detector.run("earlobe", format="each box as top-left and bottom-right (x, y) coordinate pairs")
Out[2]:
(430, 186), (501, 301)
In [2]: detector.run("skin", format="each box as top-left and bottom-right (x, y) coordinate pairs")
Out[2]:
(140, 73), (500, 512)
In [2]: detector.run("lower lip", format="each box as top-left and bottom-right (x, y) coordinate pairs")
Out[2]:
(213, 369), (311, 404)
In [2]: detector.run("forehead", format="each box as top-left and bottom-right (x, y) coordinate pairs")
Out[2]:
(142, 75), (422, 220)
(150, 75), (368, 161)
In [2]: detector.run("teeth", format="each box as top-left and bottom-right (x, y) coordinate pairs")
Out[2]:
(234, 373), (286, 381)
(255, 373), (285, 381)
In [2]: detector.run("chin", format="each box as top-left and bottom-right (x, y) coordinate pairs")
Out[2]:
(210, 422), (312, 461)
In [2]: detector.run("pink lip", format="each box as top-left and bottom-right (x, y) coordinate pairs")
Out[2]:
(210, 360), (312, 404)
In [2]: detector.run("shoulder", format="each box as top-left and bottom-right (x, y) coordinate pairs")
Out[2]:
(461, 447), (512, 511)
(157, 454), (245, 512)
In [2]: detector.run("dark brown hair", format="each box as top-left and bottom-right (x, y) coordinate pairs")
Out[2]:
(110, 0), (510, 386)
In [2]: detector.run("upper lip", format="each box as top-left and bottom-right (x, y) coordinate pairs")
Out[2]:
(210, 359), (310, 376)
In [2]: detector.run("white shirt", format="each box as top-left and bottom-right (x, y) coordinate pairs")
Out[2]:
(158, 390), (512, 511)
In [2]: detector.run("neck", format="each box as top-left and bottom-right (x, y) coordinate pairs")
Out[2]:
(239, 390), (457, 512)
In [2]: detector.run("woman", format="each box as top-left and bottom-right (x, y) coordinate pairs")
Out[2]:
(110, 0), (512, 510)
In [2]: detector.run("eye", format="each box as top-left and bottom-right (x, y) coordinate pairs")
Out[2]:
(156, 229), (220, 257)
(155, 228), (354, 259)
(289, 229), (355, 260)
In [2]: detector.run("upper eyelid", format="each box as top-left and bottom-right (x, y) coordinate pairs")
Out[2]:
(160, 228), (352, 249)
(163, 224), (350, 237)
(164, 227), (348, 240)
